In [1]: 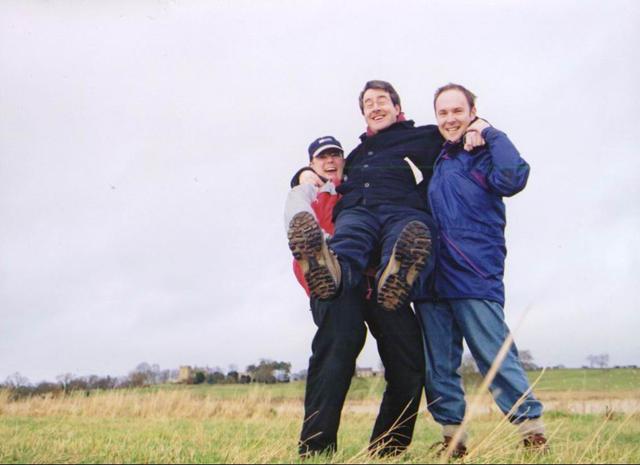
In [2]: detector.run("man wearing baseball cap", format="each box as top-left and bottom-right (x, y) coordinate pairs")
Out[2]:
(295, 136), (345, 186)
(285, 136), (345, 293)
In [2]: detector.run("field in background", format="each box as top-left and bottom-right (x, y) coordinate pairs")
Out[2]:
(1, 368), (639, 463)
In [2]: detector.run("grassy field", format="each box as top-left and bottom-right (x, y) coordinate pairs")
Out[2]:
(1, 368), (639, 463)
(159, 367), (640, 400)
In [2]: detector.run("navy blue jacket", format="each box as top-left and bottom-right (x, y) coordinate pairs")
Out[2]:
(334, 121), (444, 220)
(427, 127), (530, 306)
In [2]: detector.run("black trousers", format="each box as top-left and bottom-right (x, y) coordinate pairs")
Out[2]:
(298, 279), (426, 457)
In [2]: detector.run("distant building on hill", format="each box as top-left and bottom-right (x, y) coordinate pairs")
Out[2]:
(178, 366), (193, 383)
(273, 369), (290, 383)
(355, 367), (380, 378)
(292, 369), (308, 381)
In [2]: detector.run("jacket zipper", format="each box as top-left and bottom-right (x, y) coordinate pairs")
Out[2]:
(427, 150), (447, 300)
(431, 147), (488, 281)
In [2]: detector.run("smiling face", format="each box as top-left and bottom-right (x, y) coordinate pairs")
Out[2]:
(309, 150), (344, 183)
(362, 88), (401, 134)
(435, 89), (477, 143)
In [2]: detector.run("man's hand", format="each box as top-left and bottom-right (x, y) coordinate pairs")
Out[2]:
(299, 169), (325, 187)
(463, 118), (491, 151)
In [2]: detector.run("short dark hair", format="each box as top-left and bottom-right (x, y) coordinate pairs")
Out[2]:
(433, 83), (476, 110)
(359, 80), (401, 114)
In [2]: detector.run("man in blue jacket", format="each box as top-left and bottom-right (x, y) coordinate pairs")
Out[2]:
(415, 83), (547, 456)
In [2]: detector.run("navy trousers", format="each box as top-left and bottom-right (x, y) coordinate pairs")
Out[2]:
(299, 280), (425, 457)
(329, 204), (436, 291)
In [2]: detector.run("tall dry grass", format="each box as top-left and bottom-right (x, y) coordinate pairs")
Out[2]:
(1, 383), (639, 463)
(0, 386), (301, 420)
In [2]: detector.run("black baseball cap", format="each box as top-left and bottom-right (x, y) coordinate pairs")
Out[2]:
(307, 136), (343, 160)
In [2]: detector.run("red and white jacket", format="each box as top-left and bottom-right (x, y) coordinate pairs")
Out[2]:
(284, 181), (340, 296)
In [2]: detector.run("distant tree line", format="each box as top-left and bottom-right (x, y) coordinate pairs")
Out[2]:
(2, 372), (129, 401)
(4, 352), (633, 402)
(0, 359), (294, 401)
(586, 353), (609, 369)
(246, 360), (291, 384)
(187, 367), (251, 385)
(186, 359), (292, 385)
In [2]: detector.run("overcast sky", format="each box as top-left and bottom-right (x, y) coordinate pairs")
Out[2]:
(1, 0), (639, 383)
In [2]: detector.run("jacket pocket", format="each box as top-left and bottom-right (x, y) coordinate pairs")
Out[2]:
(441, 231), (488, 279)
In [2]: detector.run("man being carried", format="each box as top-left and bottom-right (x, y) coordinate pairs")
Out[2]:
(288, 80), (446, 312)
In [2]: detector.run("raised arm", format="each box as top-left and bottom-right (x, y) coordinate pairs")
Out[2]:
(479, 126), (530, 197)
(283, 183), (319, 233)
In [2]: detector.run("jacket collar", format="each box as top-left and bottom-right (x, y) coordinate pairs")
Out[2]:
(442, 139), (464, 156)
(360, 119), (415, 142)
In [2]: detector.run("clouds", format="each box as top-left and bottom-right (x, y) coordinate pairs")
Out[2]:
(1, 0), (638, 382)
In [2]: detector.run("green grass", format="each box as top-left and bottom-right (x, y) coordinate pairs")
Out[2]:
(151, 376), (385, 401)
(0, 415), (303, 463)
(1, 368), (639, 463)
(157, 367), (640, 399)
(525, 368), (640, 392)
(1, 409), (639, 463)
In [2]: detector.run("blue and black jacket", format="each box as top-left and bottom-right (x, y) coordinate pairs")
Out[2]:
(334, 120), (444, 220)
(427, 126), (530, 306)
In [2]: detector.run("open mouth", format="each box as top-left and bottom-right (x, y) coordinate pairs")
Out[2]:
(370, 113), (386, 123)
(444, 127), (462, 138)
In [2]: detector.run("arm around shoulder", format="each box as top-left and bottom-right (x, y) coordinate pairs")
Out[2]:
(481, 127), (530, 197)
(283, 184), (318, 233)
(290, 167), (326, 188)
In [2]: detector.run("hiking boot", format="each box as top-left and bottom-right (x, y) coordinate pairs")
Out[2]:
(523, 433), (549, 452)
(288, 212), (341, 300)
(377, 221), (431, 311)
(430, 436), (467, 459)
